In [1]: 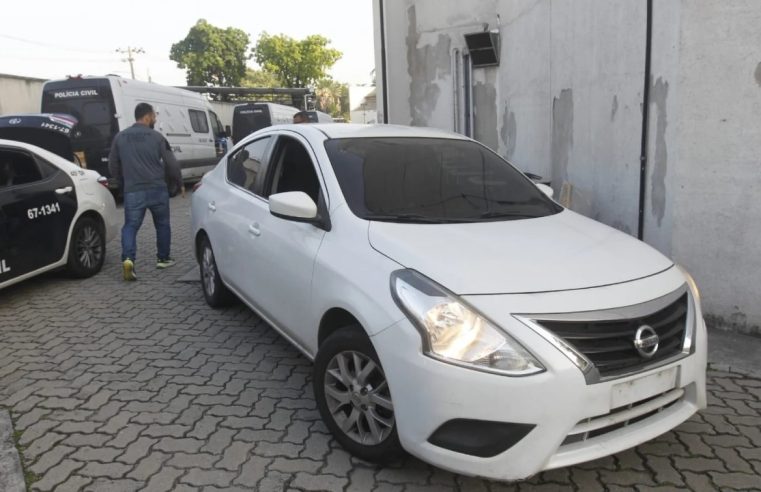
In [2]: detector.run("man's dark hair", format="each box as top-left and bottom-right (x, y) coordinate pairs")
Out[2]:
(293, 111), (310, 123)
(135, 103), (154, 121)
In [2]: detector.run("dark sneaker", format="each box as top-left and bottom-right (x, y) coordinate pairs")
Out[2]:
(123, 259), (137, 281)
(156, 258), (176, 269)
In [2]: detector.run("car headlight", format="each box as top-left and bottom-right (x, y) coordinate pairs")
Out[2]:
(390, 270), (544, 376)
(677, 265), (702, 353)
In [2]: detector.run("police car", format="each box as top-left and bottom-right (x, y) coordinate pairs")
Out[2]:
(0, 114), (118, 290)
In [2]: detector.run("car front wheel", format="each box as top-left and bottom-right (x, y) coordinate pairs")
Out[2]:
(314, 327), (404, 463)
(66, 216), (105, 278)
(199, 236), (235, 307)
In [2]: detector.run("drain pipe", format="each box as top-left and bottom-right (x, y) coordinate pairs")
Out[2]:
(378, 0), (390, 123)
(637, 0), (653, 240)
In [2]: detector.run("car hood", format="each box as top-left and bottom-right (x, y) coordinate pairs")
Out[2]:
(368, 209), (673, 295)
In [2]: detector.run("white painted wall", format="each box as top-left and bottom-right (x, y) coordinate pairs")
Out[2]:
(375, 0), (761, 334)
(0, 74), (45, 114)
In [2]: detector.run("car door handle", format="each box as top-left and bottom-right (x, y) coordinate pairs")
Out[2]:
(208, 202), (216, 212)
(55, 186), (73, 195)
(248, 223), (261, 237)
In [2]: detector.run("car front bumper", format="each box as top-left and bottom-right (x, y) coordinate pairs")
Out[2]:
(371, 272), (707, 481)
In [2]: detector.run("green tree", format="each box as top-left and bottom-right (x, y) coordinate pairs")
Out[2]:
(253, 33), (342, 88)
(315, 79), (350, 119)
(241, 68), (280, 88)
(170, 19), (250, 87)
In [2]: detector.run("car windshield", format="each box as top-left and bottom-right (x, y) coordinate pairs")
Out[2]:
(324, 137), (562, 223)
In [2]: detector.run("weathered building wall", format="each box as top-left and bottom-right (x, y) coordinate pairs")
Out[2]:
(661, 0), (761, 334)
(374, 0), (761, 334)
(0, 74), (45, 114)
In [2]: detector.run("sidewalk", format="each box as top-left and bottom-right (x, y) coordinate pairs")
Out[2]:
(707, 328), (761, 378)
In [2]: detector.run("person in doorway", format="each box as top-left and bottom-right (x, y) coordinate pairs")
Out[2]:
(293, 111), (310, 124)
(109, 103), (181, 281)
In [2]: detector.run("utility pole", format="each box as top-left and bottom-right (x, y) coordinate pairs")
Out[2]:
(115, 46), (145, 79)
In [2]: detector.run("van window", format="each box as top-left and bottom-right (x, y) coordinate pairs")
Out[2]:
(209, 111), (222, 136)
(189, 110), (209, 134)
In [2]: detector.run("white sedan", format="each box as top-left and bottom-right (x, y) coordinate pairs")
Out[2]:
(190, 124), (706, 481)
(0, 138), (117, 290)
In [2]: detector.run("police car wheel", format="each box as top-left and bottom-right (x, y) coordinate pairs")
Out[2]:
(67, 216), (105, 278)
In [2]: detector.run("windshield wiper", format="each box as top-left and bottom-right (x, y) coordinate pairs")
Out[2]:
(367, 214), (455, 224)
(476, 211), (537, 220)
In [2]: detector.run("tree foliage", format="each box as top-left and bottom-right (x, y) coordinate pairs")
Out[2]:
(253, 33), (342, 88)
(315, 79), (349, 119)
(170, 19), (250, 87)
(241, 68), (280, 88)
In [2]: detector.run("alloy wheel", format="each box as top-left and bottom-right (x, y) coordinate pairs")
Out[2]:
(76, 225), (102, 270)
(324, 350), (395, 445)
(202, 246), (216, 296)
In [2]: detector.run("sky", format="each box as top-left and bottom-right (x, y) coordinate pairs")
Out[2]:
(2, 0), (376, 86)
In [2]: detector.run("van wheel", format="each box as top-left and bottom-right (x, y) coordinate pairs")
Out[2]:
(314, 327), (404, 463)
(66, 217), (105, 278)
(199, 236), (235, 307)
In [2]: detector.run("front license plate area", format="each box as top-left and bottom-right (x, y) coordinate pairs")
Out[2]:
(611, 367), (678, 409)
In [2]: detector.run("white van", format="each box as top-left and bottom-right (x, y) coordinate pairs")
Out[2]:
(41, 75), (227, 187)
(232, 102), (299, 144)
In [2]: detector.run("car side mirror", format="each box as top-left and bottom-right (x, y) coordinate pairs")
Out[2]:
(269, 191), (318, 221)
(537, 183), (554, 199)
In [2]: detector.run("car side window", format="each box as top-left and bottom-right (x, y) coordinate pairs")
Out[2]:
(227, 137), (271, 194)
(266, 137), (321, 204)
(189, 109), (209, 134)
(0, 149), (44, 189)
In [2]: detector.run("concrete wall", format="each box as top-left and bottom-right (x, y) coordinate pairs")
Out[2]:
(647, 0), (761, 334)
(0, 74), (45, 114)
(375, 0), (761, 334)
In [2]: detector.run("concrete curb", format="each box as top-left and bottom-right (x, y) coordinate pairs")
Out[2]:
(0, 409), (26, 492)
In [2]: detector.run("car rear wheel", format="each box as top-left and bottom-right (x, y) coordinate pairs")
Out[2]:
(314, 327), (404, 463)
(66, 216), (105, 278)
(199, 236), (235, 307)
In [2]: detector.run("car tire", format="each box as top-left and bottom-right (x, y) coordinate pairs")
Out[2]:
(314, 327), (404, 463)
(199, 236), (235, 307)
(66, 216), (106, 278)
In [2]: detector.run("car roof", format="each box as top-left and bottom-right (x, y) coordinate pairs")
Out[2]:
(270, 123), (471, 141)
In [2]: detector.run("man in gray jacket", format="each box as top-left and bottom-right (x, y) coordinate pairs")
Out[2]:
(109, 103), (182, 281)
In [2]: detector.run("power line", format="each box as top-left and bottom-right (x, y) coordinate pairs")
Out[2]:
(0, 34), (112, 55)
(115, 47), (145, 80)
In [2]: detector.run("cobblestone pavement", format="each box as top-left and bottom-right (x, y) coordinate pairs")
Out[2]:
(1, 196), (760, 492)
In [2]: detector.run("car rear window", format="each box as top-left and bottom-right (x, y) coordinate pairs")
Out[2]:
(324, 137), (562, 223)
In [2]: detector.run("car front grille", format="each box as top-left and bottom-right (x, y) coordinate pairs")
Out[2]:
(535, 291), (689, 380)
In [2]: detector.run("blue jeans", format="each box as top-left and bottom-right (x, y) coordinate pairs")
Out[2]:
(121, 186), (171, 262)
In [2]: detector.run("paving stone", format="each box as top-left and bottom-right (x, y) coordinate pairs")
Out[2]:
(70, 446), (123, 463)
(54, 475), (93, 492)
(292, 472), (349, 491)
(117, 437), (158, 465)
(153, 437), (204, 453)
(201, 428), (237, 455)
(142, 467), (185, 492)
(32, 459), (85, 491)
(256, 470), (292, 492)
(79, 461), (132, 478)
(26, 432), (67, 460)
(187, 415), (223, 439)
(217, 440), (256, 471)
(167, 452), (219, 469)
(29, 445), (75, 476)
(127, 451), (170, 481)
(180, 468), (237, 487)
(235, 456), (272, 487)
